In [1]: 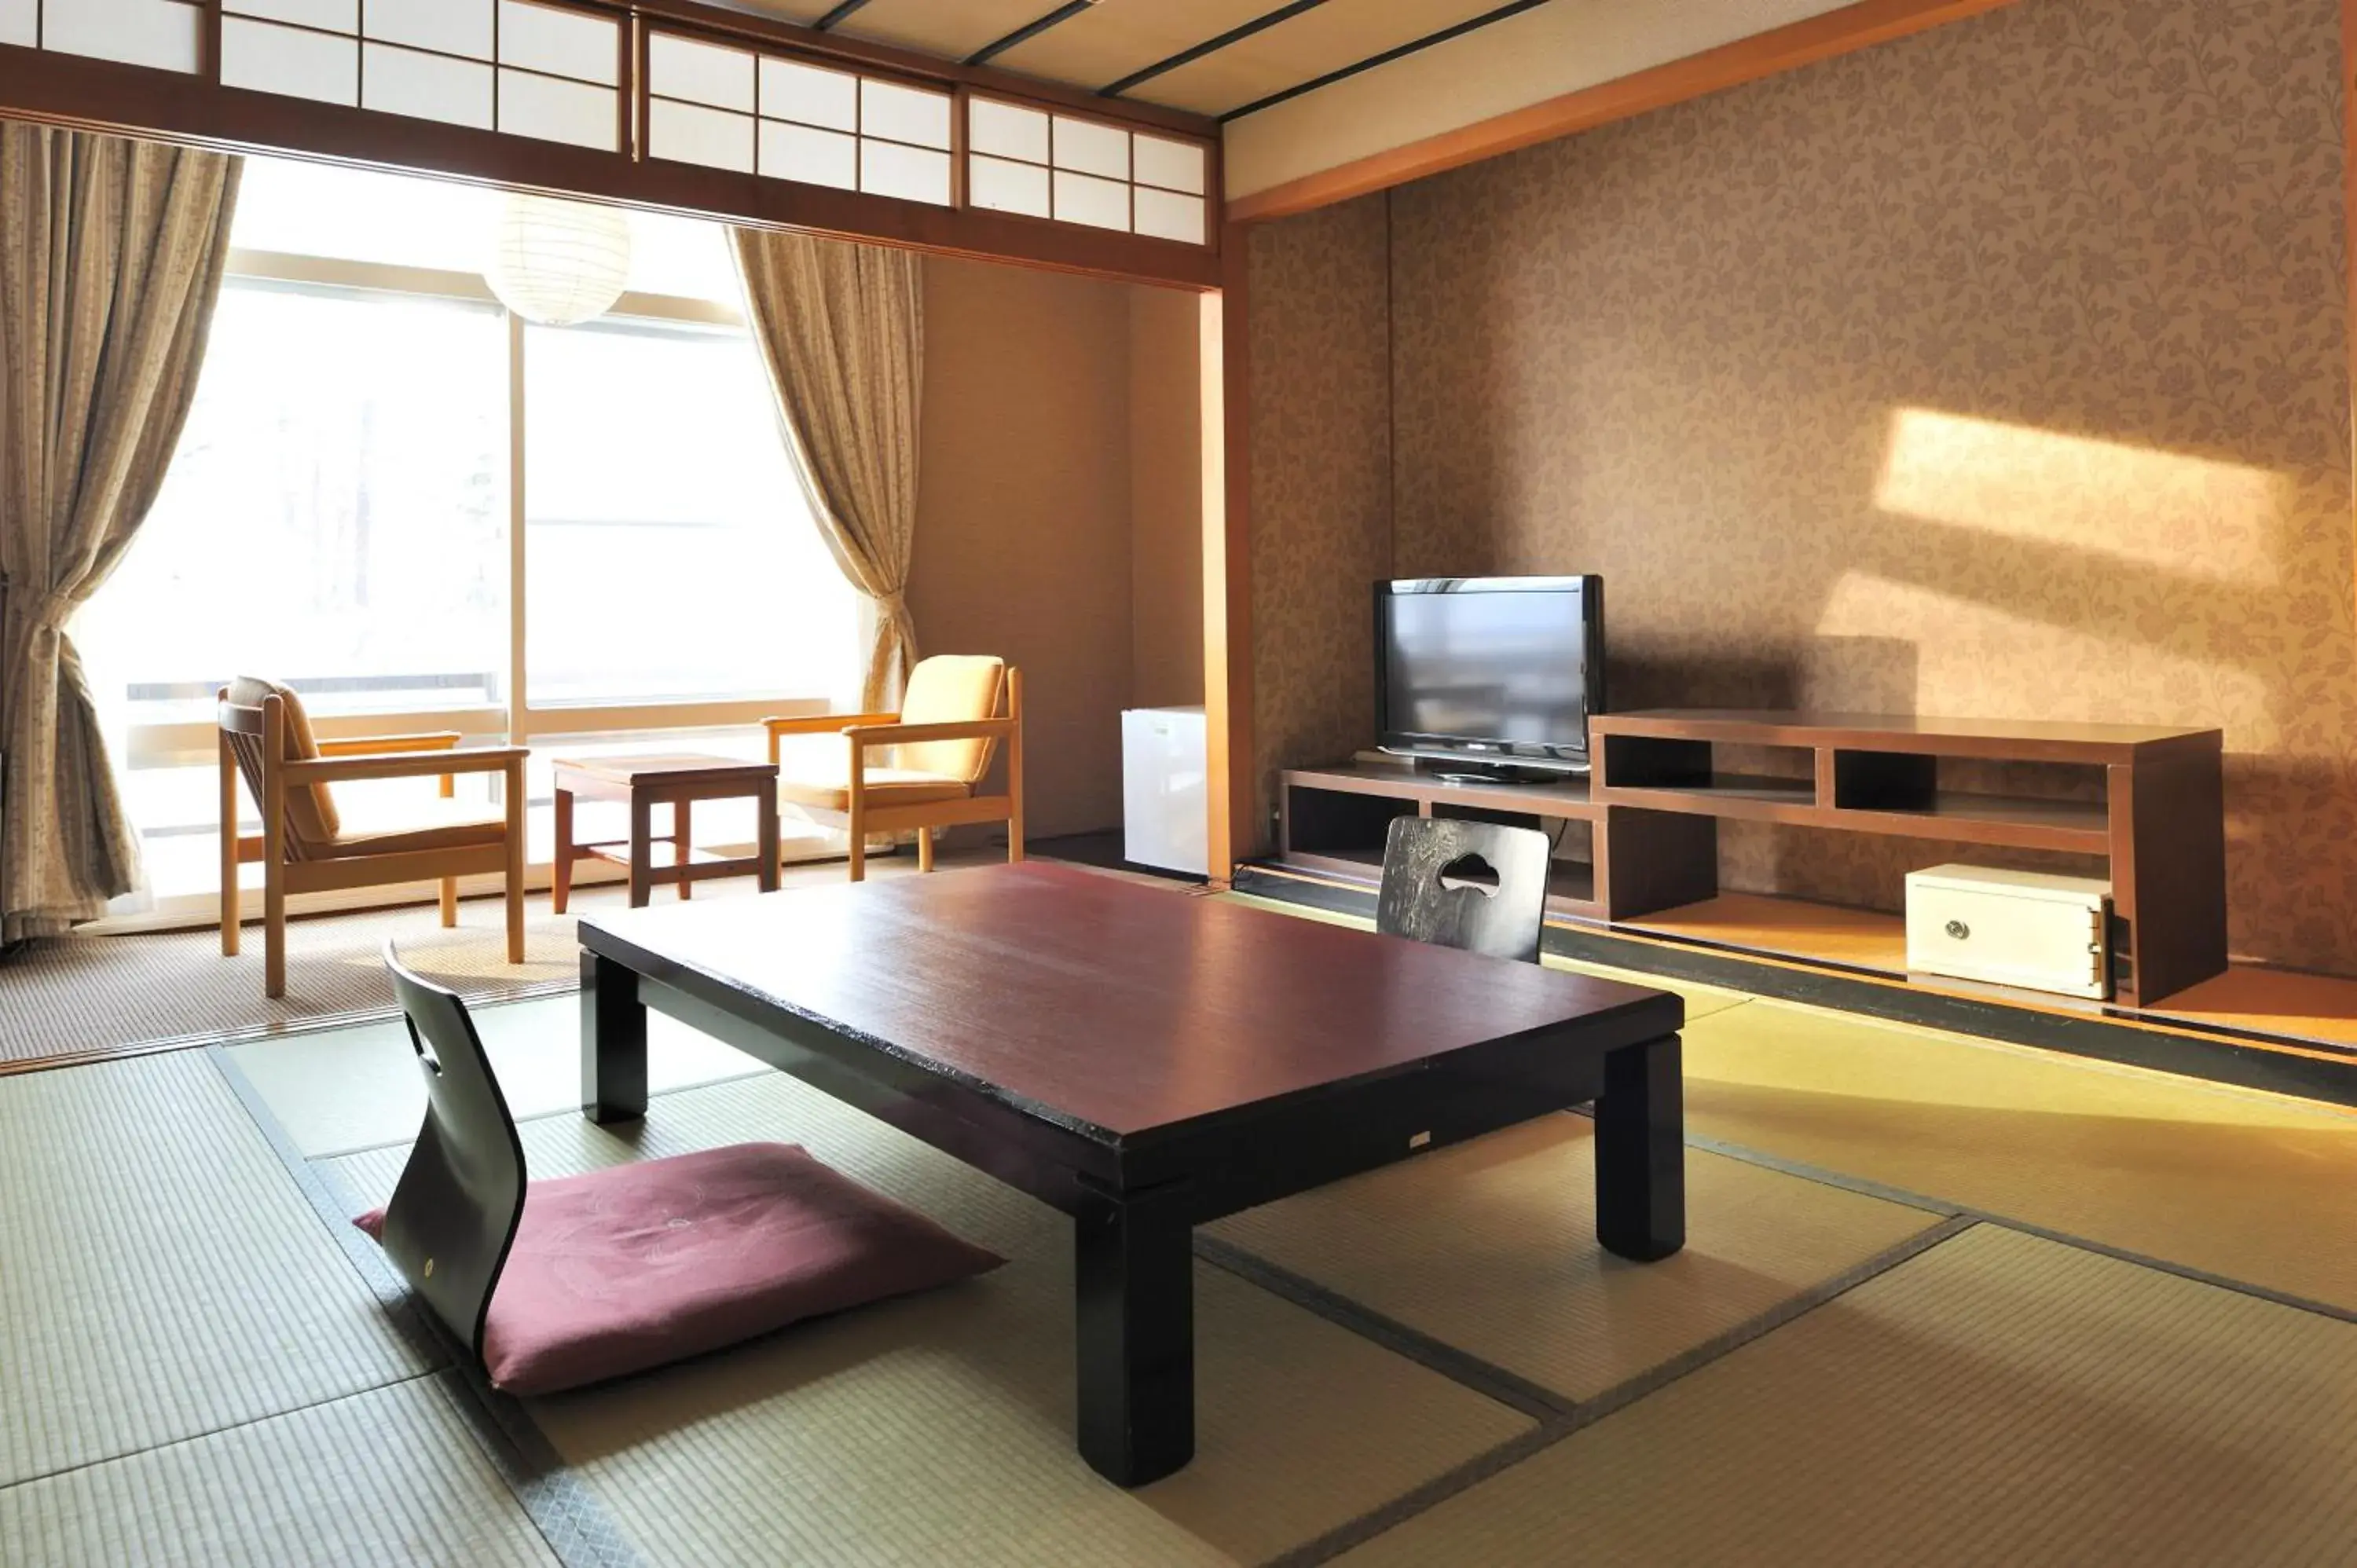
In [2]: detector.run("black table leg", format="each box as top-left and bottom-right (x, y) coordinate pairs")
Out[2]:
(1596, 1033), (1684, 1261)
(581, 951), (648, 1123)
(1074, 1184), (1193, 1486)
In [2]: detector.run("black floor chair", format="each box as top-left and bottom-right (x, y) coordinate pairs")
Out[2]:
(1375, 815), (1552, 962)
(361, 943), (1002, 1397)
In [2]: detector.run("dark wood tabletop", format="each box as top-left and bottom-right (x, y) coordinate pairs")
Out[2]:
(576, 860), (1678, 1142)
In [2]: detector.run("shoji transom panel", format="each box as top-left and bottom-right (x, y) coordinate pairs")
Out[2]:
(2, 0), (1219, 277)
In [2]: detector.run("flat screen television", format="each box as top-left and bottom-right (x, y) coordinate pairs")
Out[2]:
(1375, 576), (1604, 774)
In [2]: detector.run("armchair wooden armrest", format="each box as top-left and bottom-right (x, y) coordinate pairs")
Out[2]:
(763, 712), (900, 764)
(847, 718), (1017, 751)
(316, 731), (463, 757)
(283, 746), (529, 786)
(317, 732), (466, 793)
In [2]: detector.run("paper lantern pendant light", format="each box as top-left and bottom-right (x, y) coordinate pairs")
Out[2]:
(485, 192), (632, 327)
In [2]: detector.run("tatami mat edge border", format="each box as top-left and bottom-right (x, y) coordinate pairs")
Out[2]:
(1264, 1215), (1981, 1568)
(1681, 1127), (2357, 1328)
(1193, 1234), (1573, 1421)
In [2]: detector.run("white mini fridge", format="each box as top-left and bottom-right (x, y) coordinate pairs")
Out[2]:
(1121, 705), (1208, 876)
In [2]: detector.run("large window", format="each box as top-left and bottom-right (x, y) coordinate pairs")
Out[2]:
(523, 317), (857, 706)
(81, 155), (862, 907)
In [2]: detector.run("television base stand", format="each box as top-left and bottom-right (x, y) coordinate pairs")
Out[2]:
(1428, 766), (1577, 787)
(1376, 749), (1587, 786)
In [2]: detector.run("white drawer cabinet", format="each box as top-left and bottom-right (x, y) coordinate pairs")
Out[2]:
(1904, 864), (2111, 1000)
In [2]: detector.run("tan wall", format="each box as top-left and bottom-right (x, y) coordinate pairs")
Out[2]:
(911, 255), (1209, 841)
(1250, 0), (2357, 972)
(1129, 285), (1207, 710)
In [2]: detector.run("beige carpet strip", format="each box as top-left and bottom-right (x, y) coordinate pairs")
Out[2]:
(1212, 892), (1756, 1022)
(0, 1053), (429, 1486)
(4, 852), (1156, 1073)
(1335, 1225), (2357, 1566)
(0, 901), (585, 1070)
(1680, 997), (2357, 1313)
(1206, 1112), (1941, 1403)
(0, 1376), (558, 1568)
(328, 1074), (1534, 1566)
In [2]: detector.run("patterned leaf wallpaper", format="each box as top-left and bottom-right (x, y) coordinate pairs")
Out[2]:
(1247, 195), (1393, 844)
(1249, 0), (2357, 972)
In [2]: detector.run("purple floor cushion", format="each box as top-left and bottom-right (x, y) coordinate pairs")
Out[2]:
(357, 1141), (1003, 1395)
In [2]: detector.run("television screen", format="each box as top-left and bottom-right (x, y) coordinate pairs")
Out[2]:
(1377, 577), (1602, 764)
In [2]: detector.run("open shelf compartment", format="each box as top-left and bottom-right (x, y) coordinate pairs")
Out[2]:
(1278, 764), (1604, 919)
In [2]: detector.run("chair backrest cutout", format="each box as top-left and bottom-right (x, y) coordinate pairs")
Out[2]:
(1376, 815), (1551, 964)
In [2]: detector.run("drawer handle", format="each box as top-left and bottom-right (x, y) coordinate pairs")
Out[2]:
(1944, 919), (1970, 941)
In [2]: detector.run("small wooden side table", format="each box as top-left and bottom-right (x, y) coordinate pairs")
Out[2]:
(552, 754), (781, 911)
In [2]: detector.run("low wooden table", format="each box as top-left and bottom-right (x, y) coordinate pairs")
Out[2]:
(577, 860), (1685, 1486)
(552, 754), (780, 911)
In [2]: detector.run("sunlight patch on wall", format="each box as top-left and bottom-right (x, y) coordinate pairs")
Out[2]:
(1875, 408), (2282, 585)
(1814, 571), (2271, 750)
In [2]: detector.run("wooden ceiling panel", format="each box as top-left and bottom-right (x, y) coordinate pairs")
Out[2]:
(1142, 0), (1509, 115)
(833, 0), (1060, 62)
(725, 0), (840, 27)
(990, 0), (1277, 97)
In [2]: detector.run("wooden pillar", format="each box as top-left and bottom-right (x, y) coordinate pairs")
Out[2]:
(2344, 0), (2357, 614)
(1202, 223), (1255, 885)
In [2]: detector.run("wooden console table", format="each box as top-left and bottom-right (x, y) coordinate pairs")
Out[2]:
(1274, 711), (2227, 1007)
(1589, 711), (2225, 1007)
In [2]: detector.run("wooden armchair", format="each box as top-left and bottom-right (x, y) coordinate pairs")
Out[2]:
(218, 676), (526, 997)
(763, 655), (1023, 881)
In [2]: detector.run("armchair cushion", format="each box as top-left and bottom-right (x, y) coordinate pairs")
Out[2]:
(896, 655), (1006, 783)
(227, 675), (341, 845)
(357, 1141), (1003, 1395)
(313, 797), (508, 859)
(777, 763), (971, 815)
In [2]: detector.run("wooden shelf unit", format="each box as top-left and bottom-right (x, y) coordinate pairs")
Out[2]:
(1589, 710), (2227, 1006)
(1275, 713), (2227, 1008)
(1277, 761), (1713, 925)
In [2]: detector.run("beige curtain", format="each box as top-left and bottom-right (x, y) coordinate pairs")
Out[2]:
(731, 228), (924, 711)
(0, 126), (240, 940)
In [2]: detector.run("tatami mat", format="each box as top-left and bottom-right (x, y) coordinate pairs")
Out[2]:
(0, 1052), (429, 1487)
(229, 993), (762, 1159)
(1207, 1112), (1941, 1402)
(1213, 892), (1755, 1022)
(327, 1074), (1534, 1566)
(1336, 1225), (2357, 1566)
(0, 1376), (556, 1568)
(1679, 998), (2357, 1313)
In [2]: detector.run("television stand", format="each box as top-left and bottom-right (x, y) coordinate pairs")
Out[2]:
(1587, 710), (2226, 1006)
(1274, 711), (2229, 1006)
(1275, 760), (1713, 925)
